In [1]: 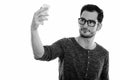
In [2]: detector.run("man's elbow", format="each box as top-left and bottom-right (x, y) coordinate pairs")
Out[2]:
(33, 52), (43, 60)
(34, 56), (40, 60)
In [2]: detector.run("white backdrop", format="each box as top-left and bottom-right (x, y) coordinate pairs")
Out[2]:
(0, 0), (120, 80)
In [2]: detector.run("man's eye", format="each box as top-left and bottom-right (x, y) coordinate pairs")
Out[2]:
(88, 20), (95, 24)
(80, 19), (85, 23)
(81, 18), (85, 21)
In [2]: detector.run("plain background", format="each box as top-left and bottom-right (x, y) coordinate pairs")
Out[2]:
(0, 0), (120, 80)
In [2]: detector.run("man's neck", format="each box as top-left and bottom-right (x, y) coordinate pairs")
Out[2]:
(76, 36), (96, 50)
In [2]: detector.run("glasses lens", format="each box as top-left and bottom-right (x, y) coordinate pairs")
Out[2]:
(79, 18), (86, 25)
(87, 20), (96, 27)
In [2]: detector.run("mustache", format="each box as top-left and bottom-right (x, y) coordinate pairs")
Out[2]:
(81, 28), (90, 32)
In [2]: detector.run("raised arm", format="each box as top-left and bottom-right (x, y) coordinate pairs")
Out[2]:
(31, 4), (49, 59)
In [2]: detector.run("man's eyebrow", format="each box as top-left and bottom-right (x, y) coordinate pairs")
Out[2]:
(81, 17), (95, 21)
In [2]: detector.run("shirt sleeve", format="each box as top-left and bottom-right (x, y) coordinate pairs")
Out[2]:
(100, 51), (109, 80)
(37, 38), (65, 61)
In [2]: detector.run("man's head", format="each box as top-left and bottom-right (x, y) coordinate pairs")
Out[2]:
(78, 4), (104, 38)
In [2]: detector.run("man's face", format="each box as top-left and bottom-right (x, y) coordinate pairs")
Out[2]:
(78, 10), (101, 38)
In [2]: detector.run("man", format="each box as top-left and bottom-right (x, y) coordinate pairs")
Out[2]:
(31, 4), (109, 80)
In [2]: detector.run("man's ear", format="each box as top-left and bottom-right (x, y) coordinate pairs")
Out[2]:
(96, 23), (102, 31)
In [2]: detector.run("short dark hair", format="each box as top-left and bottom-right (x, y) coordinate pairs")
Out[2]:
(80, 4), (104, 23)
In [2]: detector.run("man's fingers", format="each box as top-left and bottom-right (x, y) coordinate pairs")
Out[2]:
(39, 11), (49, 16)
(35, 16), (48, 23)
(40, 4), (50, 12)
(35, 6), (49, 16)
(38, 13), (49, 17)
(40, 6), (49, 12)
(35, 14), (49, 20)
(35, 17), (48, 25)
(34, 10), (49, 21)
(38, 16), (48, 21)
(33, 4), (50, 25)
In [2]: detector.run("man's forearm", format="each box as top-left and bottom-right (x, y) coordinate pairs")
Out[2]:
(31, 29), (44, 59)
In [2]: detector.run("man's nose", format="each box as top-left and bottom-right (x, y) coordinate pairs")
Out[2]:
(83, 22), (88, 28)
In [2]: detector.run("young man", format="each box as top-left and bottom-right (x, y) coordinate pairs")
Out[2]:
(31, 4), (109, 80)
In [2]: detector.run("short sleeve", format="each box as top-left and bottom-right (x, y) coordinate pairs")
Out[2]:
(38, 38), (65, 61)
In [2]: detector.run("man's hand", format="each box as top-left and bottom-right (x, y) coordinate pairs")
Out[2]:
(31, 4), (50, 31)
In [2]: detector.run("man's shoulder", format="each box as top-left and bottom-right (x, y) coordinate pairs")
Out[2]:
(55, 37), (75, 47)
(58, 37), (74, 43)
(96, 43), (109, 55)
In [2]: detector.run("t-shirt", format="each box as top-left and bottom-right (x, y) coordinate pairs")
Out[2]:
(37, 37), (109, 80)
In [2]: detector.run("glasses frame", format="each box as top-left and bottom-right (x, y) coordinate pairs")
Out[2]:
(78, 17), (97, 27)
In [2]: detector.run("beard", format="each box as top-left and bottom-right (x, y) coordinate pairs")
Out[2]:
(80, 28), (95, 38)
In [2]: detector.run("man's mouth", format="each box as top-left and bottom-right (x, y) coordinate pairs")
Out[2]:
(81, 28), (90, 33)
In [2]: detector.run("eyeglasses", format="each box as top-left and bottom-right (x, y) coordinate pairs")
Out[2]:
(78, 17), (97, 27)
